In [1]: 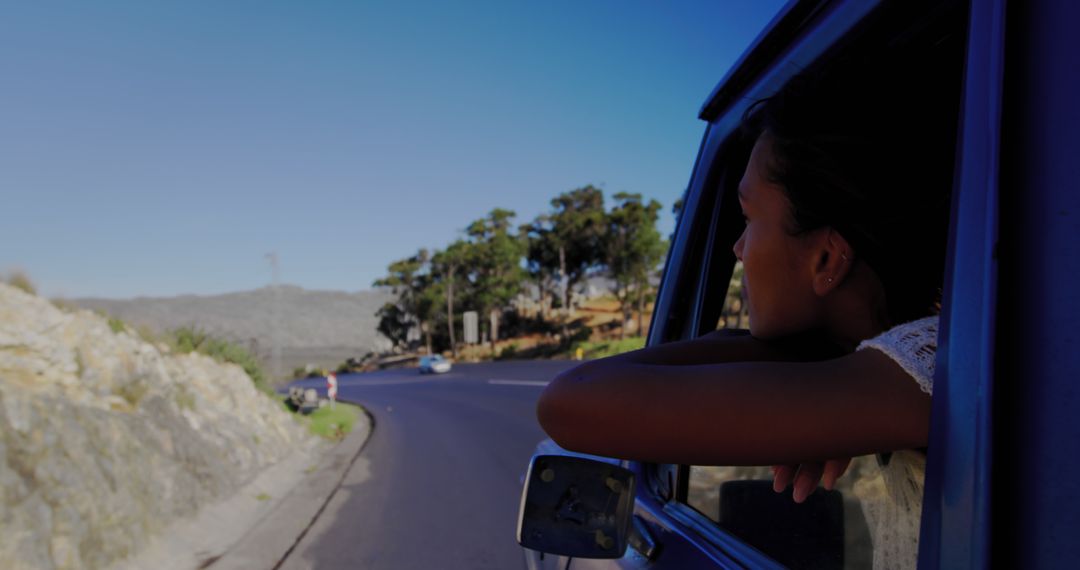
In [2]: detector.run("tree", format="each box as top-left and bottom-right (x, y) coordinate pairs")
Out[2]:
(546, 186), (607, 315)
(604, 192), (666, 339)
(375, 302), (411, 350)
(373, 249), (438, 353)
(521, 217), (560, 320)
(430, 240), (470, 358)
(464, 208), (526, 352)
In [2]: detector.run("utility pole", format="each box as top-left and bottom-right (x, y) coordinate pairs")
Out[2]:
(265, 252), (281, 384)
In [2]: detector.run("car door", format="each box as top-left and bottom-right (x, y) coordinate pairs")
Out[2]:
(552, 1), (987, 568)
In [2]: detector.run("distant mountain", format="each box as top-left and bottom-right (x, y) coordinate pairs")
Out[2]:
(73, 286), (395, 376)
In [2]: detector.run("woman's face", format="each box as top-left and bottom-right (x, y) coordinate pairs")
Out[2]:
(733, 134), (823, 338)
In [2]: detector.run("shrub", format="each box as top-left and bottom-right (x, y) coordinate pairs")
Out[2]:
(496, 342), (520, 360)
(566, 321), (593, 345)
(168, 326), (269, 393)
(108, 317), (127, 334)
(170, 327), (210, 354)
(4, 270), (37, 295)
(116, 381), (149, 407)
(334, 354), (376, 374)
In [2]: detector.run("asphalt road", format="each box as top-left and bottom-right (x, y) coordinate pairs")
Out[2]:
(280, 360), (579, 570)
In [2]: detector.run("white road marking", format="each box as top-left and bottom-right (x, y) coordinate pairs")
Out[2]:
(487, 379), (549, 387)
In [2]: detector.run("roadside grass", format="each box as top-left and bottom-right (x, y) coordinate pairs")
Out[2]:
(279, 395), (362, 441)
(308, 404), (360, 440)
(573, 337), (646, 359)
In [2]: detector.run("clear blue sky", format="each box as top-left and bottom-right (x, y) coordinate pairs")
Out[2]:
(1, 0), (785, 299)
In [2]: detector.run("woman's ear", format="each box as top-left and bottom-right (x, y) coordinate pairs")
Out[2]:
(811, 229), (854, 296)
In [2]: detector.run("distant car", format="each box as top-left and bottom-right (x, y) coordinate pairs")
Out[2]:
(418, 355), (452, 374)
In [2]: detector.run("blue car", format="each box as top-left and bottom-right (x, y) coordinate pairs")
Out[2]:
(518, 0), (1080, 568)
(419, 354), (452, 374)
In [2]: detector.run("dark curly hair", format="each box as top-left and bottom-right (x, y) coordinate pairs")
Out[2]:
(742, 53), (961, 325)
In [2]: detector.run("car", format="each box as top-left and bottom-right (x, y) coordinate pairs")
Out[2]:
(517, 0), (1080, 568)
(418, 354), (452, 374)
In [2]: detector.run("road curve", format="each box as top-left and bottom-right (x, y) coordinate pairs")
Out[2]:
(280, 360), (578, 570)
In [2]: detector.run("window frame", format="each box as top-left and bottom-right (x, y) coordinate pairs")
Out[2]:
(638, 0), (985, 566)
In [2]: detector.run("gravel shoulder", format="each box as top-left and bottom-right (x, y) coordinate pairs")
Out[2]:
(109, 407), (373, 570)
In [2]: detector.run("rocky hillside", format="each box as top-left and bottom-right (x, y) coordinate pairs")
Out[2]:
(0, 284), (317, 570)
(73, 286), (395, 375)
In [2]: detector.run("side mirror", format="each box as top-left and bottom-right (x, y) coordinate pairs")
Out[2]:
(516, 455), (636, 558)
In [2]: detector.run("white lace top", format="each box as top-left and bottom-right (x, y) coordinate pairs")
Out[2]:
(852, 315), (939, 570)
(856, 315), (939, 395)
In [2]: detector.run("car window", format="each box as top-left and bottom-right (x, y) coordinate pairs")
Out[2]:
(686, 460), (879, 568)
(716, 261), (747, 330)
(666, 2), (969, 567)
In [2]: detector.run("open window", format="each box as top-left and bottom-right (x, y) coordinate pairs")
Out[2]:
(646, 1), (969, 567)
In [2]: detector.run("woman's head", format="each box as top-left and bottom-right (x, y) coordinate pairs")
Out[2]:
(735, 55), (959, 340)
(733, 133), (835, 339)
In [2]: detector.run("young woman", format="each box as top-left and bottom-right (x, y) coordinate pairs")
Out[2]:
(537, 56), (958, 569)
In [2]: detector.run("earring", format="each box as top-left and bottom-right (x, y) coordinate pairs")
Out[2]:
(841, 253), (848, 262)
(827, 277), (834, 284)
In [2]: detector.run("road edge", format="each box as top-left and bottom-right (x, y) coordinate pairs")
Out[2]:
(209, 403), (375, 570)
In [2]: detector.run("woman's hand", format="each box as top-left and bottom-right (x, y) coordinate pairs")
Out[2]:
(772, 457), (853, 503)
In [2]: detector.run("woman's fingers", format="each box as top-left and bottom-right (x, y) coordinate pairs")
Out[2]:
(793, 462), (825, 503)
(776, 457), (853, 502)
(772, 464), (796, 492)
(822, 457), (853, 490)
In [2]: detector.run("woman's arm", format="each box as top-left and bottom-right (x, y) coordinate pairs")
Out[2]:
(536, 348), (931, 466)
(606, 328), (845, 366)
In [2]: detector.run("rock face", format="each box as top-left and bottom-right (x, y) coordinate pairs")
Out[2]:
(0, 284), (316, 570)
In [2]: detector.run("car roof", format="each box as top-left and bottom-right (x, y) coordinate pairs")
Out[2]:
(699, 0), (822, 121)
